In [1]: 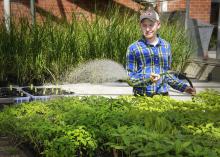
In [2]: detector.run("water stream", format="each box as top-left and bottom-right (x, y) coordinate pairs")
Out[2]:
(64, 59), (128, 84)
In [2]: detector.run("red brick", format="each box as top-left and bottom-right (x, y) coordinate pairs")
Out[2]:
(0, 0), (212, 24)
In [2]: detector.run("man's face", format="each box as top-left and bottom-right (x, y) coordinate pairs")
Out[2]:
(140, 19), (160, 40)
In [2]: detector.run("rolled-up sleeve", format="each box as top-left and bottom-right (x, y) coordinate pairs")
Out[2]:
(165, 74), (188, 92)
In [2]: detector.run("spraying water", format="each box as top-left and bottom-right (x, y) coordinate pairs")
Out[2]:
(64, 59), (128, 84)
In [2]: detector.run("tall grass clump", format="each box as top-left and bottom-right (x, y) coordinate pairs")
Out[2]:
(0, 17), (81, 85)
(79, 5), (140, 64)
(159, 19), (195, 71)
(0, 4), (194, 85)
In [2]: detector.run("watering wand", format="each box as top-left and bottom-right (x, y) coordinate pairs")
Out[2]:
(120, 70), (194, 89)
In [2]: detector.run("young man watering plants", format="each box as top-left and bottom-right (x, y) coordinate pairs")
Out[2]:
(126, 9), (196, 97)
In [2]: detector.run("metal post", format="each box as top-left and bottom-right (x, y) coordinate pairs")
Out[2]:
(217, 4), (220, 59)
(185, 0), (190, 30)
(4, 0), (10, 32)
(30, 0), (35, 25)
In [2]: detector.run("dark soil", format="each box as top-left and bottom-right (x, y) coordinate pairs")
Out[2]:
(0, 88), (26, 98)
(0, 136), (35, 157)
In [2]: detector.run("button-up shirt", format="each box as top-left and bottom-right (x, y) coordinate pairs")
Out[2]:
(126, 36), (187, 96)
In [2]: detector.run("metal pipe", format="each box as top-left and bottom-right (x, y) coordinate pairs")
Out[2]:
(217, 5), (220, 59)
(30, 0), (35, 25)
(185, 0), (190, 30)
(3, 0), (10, 32)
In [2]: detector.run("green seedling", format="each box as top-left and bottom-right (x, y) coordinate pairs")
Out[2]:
(43, 88), (46, 95)
(0, 90), (219, 157)
(30, 84), (33, 90)
(9, 85), (12, 91)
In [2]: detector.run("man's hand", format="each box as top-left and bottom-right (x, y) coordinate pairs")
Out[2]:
(150, 73), (160, 83)
(184, 86), (196, 96)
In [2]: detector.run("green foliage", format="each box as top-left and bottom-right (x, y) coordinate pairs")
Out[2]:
(193, 89), (220, 107)
(44, 126), (97, 157)
(0, 90), (220, 156)
(159, 20), (195, 71)
(0, 5), (193, 85)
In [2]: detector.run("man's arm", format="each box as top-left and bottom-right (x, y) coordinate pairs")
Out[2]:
(165, 44), (196, 94)
(165, 73), (188, 92)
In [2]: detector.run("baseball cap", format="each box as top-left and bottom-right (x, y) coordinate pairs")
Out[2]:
(140, 9), (160, 22)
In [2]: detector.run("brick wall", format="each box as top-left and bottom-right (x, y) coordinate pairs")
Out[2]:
(0, 1), (3, 20)
(0, 0), (212, 24)
(0, 0), (140, 22)
(114, 0), (140, 11)
(168, 0), (186, 11)
(190, 0), (211, 23)
(0, 0), (96, 22)
(11, 1), (31, 19)
(168, 0), (211, 23)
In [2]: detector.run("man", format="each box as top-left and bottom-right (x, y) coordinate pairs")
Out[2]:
(126, 9), (196, 97)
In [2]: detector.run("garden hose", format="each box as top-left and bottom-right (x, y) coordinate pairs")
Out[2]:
(120, 70), (194, 89)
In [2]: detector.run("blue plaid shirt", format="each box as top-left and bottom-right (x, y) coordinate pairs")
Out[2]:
(126, 36), (187, 96)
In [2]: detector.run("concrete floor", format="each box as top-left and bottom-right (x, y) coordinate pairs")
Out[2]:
(60, 81), (220, 101)
(208, 50), (217, 59)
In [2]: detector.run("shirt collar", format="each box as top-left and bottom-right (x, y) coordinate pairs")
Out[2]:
(140, 34), (165, 47)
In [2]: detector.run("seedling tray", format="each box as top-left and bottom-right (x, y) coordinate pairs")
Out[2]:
(21, 87), (75, 101)
(0, 87), (30, 104)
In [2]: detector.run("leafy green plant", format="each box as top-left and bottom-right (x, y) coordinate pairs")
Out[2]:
(1, 90), (219, 156)
(44, 126), (97, 157)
